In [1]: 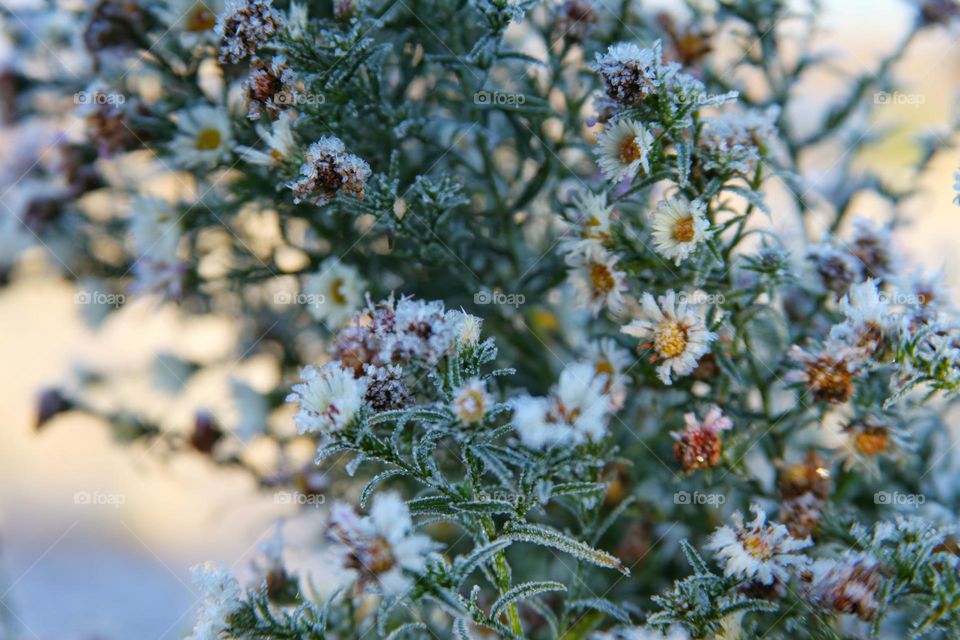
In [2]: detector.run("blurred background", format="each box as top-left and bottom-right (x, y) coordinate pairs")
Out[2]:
(2, 0), (960, 637)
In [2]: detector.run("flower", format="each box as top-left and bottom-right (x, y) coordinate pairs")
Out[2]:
(362, 363), (410, 411)
(801, 552), (882, 621)
(377, 297), (465, 365)
(649, 196), (711, 265)
(594, 118), (654, 183)
(566, 243), (628, 317)
(621, 290), (717, 384)
(671, 405), (732, 474)
(244, 55), (297, 120)
(592, 625), (690, 640)
(129, 197), (187, 299)
(698, 106), (779, 175)
(186, 562), (244, 640)
(215, 0), (283, 63)
(553, 0), (596, 42)
(289, 136), (371, 205)
(286, 361), (367, 435)
(237, 112), (300, 167)
(836, 414), (906, 478)
(328, 492), (436, 595)
(830, 278), (897, 354)
(584, 338), (631, 411)
(452, 378), (491, 425)
(787, 343), (863, 404)
(302, 258), (366, 327)
(808, 242), (861, 296)
(592, 41), (676, 106)
(154, 0), (223, 48)
(846, 217), (896, 282)
(170, 105), (234, 169)
(566, 189), (614, 241)
(512, 362), (609, 450)
(706, 503), (811, 586)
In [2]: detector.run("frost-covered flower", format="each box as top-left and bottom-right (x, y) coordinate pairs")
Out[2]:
(671, 405), (732, 474)
(566, 189), (614, 242)
(328, 492), (436, 595)
(698, 106), (779, 175)
(584, 338), (631, 411)
(302, 258), (366, 327)
(836, 414), (907, 477)
(566, 243), (628, 317)
(830, 279), (897, 354)
(622, 290), (717, 384)
(594, 118), (654, 183)
(170, 105), (234, 169)
(649, 196), (711, 265)
(592, 41), (677, 106)
(362, 363), (410, 411)
(186, 562), (244, 640)
(244, 55), (297, 120)
(452, 378), (491, 425)
(377, 297), (469, 365)
(289, 136), (371, 205)
(592, 625), (690, 640)
(129, 197), (187, 299)
(237, 112), (300, 167)
(512, 362), (609, 450)
(286, 361), (367, 435)
(154, 0), (223, 48)
(215, 0), (283, 63)
(553, 0), (596, 43)
(846, 217), (896, 282)
(808, 242), (861, 296)
(801, 552), (882, 621)
(706, 504), (811, 585)
(787, 343), (864, 404)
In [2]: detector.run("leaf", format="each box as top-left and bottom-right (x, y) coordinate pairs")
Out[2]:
(407, 495), (455, 516)
(454, 500), (517, 515)
(384, 622), (427, 640)
(490, 581), (567, 620)
(453, 618), (471, 640)
(505, 524), (629, 575)
(454, 538), (513, 582)
(360, 468), (406, 509)
(315, 442), (351, 464)
(680, 539), (711, 576)
(567, 598), (632, 624)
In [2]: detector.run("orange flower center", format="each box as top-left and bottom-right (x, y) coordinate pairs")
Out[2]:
(589, 262), (616, 294)
(619, 136), (641, 164)
(855, 429), (890, 456)
(185, 5), (217, 31)
(672, 216), (696, 242)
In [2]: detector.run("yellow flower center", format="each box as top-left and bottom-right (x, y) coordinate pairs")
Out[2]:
(654, 320), (688, 358)
(185, 5), (217, 31)
(619, 136), (641, 164)
(455, 389), (487, 424)
(329, 278), (348, 305)
(742, 533), (772, 560)
(595, 359), (615, 393)
(855, 429), (890, 456)
(672, 216), (696, 242)
(589, 262), (616, 294)
(194, 127), (222, 151)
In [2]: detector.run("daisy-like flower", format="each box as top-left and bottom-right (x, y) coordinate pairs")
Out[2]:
(567, 243), (628, 318)
(593, 625), (690, 640)
(671, 405), (732, 474)
(244, 55), (297, 120)
(591, 41), (676, 106)
(185, 562), (244, 640)
(801, 552), (882, 622)
(649, 196), (711, 265)
(567, 189), (614, 241)
(302, 258), (366, 327)
(129, 197), (187, 299)
(777, 452), (831, 537)
(621, 290), (717, 385)
(377, 297), (465, 365)
(154, 0), (223, 48)
(289, 136), (371, 205)
(286, 361), (367, 436)
(787, 343), (864, 404)
(362, 363), (410, 411)
(452, 378), (492, 425)
(698, 106), (779, 175)
(511, 362), (609, 450)
(836, 414), (907, 478)
(215, 0), (283, 63)
(847, 217), (896, 282)
(594, 118), (654, 183)
(808, 242), (861, 296)
(237, 112), (299, 168)
(584, 338), (631, 411)
(830, 279), (897, 354)
(706, 503), (811, 586)
(170, 105), (234, 169)
(328, 492), (436, 596)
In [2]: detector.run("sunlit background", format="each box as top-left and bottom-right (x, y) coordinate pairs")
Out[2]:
(1, 0), (959, 637)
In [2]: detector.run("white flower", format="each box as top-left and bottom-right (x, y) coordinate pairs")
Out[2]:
(452, 310), (483, 347)
(328, 492), (436, 595)
(237, 112), (299, 167)
(649, 196), (711, 265)
(302, 258), (366, 327)
(584, 338), (631, 411)
(566, 242), (628, 317)
(452, 378), (491, 425)
(568, 189), (614, 240)
(153, 0), (223, 48)
(129, 197), (186, 299)
(591, 40), (677, 106)
(512, 362), (609, 450)
(621, 290), (716, 384)
(286, 361), (366, 435)
(801, 552), (882, 621)
(594, 118), (654, 183)
(186, 562), (243, 640)
(170, 105), (234, 169)
(289, 136), (370, 205)
(378, 298), (463, 364)
(830, 278), (898, 353)
(592, 625), (690, 640)
(706, 503), (811, 586)
(698, 106), (778, 175)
